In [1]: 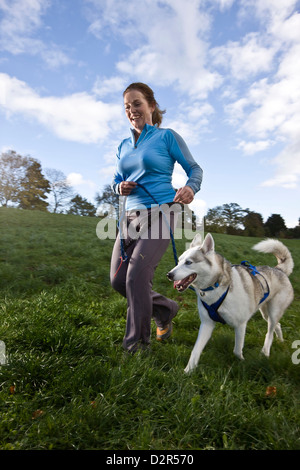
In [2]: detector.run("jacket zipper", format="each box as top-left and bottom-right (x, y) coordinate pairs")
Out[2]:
(134, 128), (148, 149)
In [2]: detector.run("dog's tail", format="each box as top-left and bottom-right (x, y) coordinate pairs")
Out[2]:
(253, 239), (294, 276)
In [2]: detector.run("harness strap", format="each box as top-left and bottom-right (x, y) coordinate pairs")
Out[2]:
(200, 260), (270, 324)
(240, 261), (270, 304)
(201, 282), (219, 292)
(200, 287), (229, 324)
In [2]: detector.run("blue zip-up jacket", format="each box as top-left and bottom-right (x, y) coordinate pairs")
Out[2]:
(111, 123), (203, 210)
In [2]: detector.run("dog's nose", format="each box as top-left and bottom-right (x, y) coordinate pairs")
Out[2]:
(167, 272), (174, 281)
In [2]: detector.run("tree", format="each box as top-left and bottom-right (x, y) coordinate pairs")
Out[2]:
(265, 214), (287, 237)
(222, 203), (248, 232)
(18, 158), (50, 211)
(291, 218), (300, 238)
(205, 203), (248, 234)
(0, 150), (29, 207)
(67, 194), (96, 217)
(95, 184), (120, 219)
(45, 168), (74, 213)
(205, 206), (226, 233)
(244, 211), (265, 237)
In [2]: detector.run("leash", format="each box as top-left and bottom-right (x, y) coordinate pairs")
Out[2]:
(115, 189), (270, 323)
(114, 182), (179, 277)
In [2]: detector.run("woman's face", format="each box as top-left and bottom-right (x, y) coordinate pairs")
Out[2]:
(124, 90), (155, 134)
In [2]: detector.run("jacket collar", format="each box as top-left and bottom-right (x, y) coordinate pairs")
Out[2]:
(130, 123), (156, 146)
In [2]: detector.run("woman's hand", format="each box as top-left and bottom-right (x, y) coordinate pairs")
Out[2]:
(119, 181), (137, 196)
(173, 186), (194, 204)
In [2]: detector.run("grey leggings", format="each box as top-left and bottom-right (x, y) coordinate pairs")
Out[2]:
(110, 208), (179, 351)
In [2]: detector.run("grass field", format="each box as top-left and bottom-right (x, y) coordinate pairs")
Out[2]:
(0, 207), (299, 450)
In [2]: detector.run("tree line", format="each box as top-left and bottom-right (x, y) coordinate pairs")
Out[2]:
(205, 202), (300, 239)
(1, 150), (299, 238)
(0, 150), (97, 216)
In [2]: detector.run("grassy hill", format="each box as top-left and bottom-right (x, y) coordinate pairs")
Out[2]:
(0, 207), (299, 450)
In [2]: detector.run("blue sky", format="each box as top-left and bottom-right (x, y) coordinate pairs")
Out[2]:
(0, 0), (300, 228)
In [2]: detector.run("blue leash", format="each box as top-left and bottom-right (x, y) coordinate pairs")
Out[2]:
(136, 183), (178, 265)
(116, 188), (269, 325)
(115, 182), (179, 275)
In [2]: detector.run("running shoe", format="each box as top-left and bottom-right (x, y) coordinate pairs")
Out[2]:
(156, 322), (173, 341)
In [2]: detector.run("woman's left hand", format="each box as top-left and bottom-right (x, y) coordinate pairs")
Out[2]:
(173, 186), (194, 204)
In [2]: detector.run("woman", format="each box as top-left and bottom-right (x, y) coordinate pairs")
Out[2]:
(110, 82), (203, 353)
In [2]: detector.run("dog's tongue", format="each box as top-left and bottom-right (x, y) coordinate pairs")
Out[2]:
(173, 274), (197, 291)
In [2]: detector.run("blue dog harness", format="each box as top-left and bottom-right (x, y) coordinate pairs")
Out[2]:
(200, 261), (270, 325)
(240, 261), (270, 305)
(200, 286), (229, 324)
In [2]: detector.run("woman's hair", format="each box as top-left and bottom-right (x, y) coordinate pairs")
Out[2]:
(123, 82), (166, 127)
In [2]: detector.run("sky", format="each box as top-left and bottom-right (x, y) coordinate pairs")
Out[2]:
(0, 0), (300, 228)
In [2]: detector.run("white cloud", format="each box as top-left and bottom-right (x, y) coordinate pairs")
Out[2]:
(67, 172), (96, 189)
(236, 140), (275, 155)
(260, 139), (300, 189)
(0, 73), (123, 144)
(211, 33), (276, 80)
(229, 44), (300, 141)
(0, 0), (72, 68)
(92, 75), (127, 98)
(213, 0), (235, 11)
(240, 0), (299, 28)
(0, 0), (49, 54)
(261, 174), (298, 190)
(172, 163), (187, 190)
(86, 0), (221, 100)
(164, 102), (214, 145)
(40, 46), (72, 69)
(212, 0), (300, 190)
(189, 197), (207, 221)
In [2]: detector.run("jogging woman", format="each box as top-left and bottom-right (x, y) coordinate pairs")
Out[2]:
(110, 82), (203, 353)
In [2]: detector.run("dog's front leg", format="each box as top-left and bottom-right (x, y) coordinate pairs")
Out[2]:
(233, 322), (247, 360)
(184, 320), (215, 373)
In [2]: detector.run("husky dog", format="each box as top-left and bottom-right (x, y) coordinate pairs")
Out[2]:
(167, 233), (294, 373)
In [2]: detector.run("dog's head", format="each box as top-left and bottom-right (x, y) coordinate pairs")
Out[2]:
(167, 233), (217, 292)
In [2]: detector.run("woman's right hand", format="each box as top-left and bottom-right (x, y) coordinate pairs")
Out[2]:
(119, 181), (137, 196)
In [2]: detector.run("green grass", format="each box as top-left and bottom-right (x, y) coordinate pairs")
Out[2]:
(0, 207), (299, 450)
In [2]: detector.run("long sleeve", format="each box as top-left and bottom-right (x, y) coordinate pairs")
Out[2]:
(166, 129), (203, 195)
(111, 144), (123, 195)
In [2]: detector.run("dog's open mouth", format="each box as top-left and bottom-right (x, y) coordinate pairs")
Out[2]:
(173, 273), (197, 292)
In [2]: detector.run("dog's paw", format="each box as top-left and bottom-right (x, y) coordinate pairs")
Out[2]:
(261, 347), (270, 357)
(234, 351), (244, 360)
(184, 363), (196, 373)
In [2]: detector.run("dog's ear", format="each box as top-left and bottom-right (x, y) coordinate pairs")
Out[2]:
(190, 233), (202, 248)
(201, 233), (215, 254)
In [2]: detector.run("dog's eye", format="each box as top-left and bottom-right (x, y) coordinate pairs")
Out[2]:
(185, 260), (193, 265)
